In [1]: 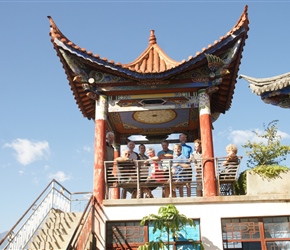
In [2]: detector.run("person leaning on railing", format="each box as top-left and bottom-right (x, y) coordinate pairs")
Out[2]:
(157, 139), (174, 159)
(222, 144), (239, 166)
(144, 148), (173, 198)
(220, 144), (240, 179)
(115, 149), (137, 198)
(127, 141), (140, 160)
(116, 149), (153, 199)
(172, 144), (192, 197)
(138, 143), (149, 160)
(157, 140), (174, 179)
(189, 139), (203, 197)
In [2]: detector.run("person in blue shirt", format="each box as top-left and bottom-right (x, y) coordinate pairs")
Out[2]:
(179, 133), (192, 159)
(172, 144), (192, 197)
(157, 140), (174, 159)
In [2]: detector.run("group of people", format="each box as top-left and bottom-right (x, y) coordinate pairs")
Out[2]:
(105, 131), (239, 199)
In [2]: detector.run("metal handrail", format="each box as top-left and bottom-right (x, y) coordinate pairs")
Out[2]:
(67, 194), (94, 250)
(104, 159), (202, 198)
(0, 179), (92, 250)
(215, 156), (243, 195)
(0, 179), (61, 246)
(104, 156), (243, 198)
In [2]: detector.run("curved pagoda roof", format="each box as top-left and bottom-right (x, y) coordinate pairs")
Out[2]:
(240, 73), (290, 109)
(48, 6), (249, 140)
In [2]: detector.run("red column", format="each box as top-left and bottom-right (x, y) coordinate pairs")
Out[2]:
(198, 89), (217, 196)
(93, 95), (107, 203)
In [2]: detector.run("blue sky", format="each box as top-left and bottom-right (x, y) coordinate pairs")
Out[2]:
(1, 1), (290, 233)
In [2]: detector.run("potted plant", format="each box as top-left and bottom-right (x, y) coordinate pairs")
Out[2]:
(235, 120), (290, 195)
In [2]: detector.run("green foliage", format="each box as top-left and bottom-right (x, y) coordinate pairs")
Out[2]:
(242, 120), (290, 168)
(250, 165), (289, 179)
(138, 204), (203, 250)
(138, 242), (163, 250)
(234, 170), (247, 195)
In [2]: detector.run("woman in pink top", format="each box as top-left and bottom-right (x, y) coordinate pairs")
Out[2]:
(145, 147), (165, 182)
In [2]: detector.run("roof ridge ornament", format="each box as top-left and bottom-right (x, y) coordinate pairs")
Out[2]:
(149, 30), (157, 45)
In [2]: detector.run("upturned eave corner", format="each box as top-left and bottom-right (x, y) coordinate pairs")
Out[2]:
(48, 5), (250, 121)
(231, 5), (250, 34)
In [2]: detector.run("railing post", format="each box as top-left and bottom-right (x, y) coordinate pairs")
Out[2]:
(51, 180), (55, 207)
(111, 142), (120, 199)
(169, 160), (173, 198)
(215, 157), (220, 196)
(138, 161), (142, 199)
(70, 192), (72, 212)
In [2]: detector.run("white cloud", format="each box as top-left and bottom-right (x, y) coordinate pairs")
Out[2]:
(228, 128), (290, 145)
(83, 146), (92, 153)
(278, 131), (290, 140)
(228, 129), (260, 145)
(4, 139), (50, 166)
(48, 171), (71, 182)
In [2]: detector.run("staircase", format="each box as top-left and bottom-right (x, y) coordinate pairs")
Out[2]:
(28, 209), (83, 250)
(0, 180), (93, 250)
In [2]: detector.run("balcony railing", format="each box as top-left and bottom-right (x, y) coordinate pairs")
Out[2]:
(104, 156), (242, 199)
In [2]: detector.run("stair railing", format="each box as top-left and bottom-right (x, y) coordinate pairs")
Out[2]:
(67, 194), (94, 250)
(0, 179), (83, 250)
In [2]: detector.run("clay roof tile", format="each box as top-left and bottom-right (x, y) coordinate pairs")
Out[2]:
(123, 30), (181, 73)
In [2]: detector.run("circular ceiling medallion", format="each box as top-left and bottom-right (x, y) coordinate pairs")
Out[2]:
(133, 110), (176, 124)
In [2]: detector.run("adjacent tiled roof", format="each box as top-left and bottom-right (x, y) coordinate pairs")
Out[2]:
(240, 73), (290, 95)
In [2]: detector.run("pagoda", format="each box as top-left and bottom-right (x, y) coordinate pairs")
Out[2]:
(46, 6), (253, 249)
(48, 6), (249, 201)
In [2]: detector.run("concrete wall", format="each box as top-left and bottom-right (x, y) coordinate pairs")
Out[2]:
(247, 171), (290, 195)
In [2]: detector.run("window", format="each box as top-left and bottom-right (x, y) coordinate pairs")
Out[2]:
(222, 216), (290, 250)
(106, 221), (146, 250)
(148, 219), (202, 249)
(106, 219), (202, 250)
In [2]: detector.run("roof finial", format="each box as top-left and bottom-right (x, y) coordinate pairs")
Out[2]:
(149, 30), (157, 45)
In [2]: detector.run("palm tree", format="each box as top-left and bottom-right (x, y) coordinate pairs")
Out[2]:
(138, 204), (203, 250)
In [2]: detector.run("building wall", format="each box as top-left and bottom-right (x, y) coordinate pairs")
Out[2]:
(103, 195), (290, 249)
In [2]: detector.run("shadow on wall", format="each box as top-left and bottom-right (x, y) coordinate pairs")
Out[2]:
(202, 236), (221, 250)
